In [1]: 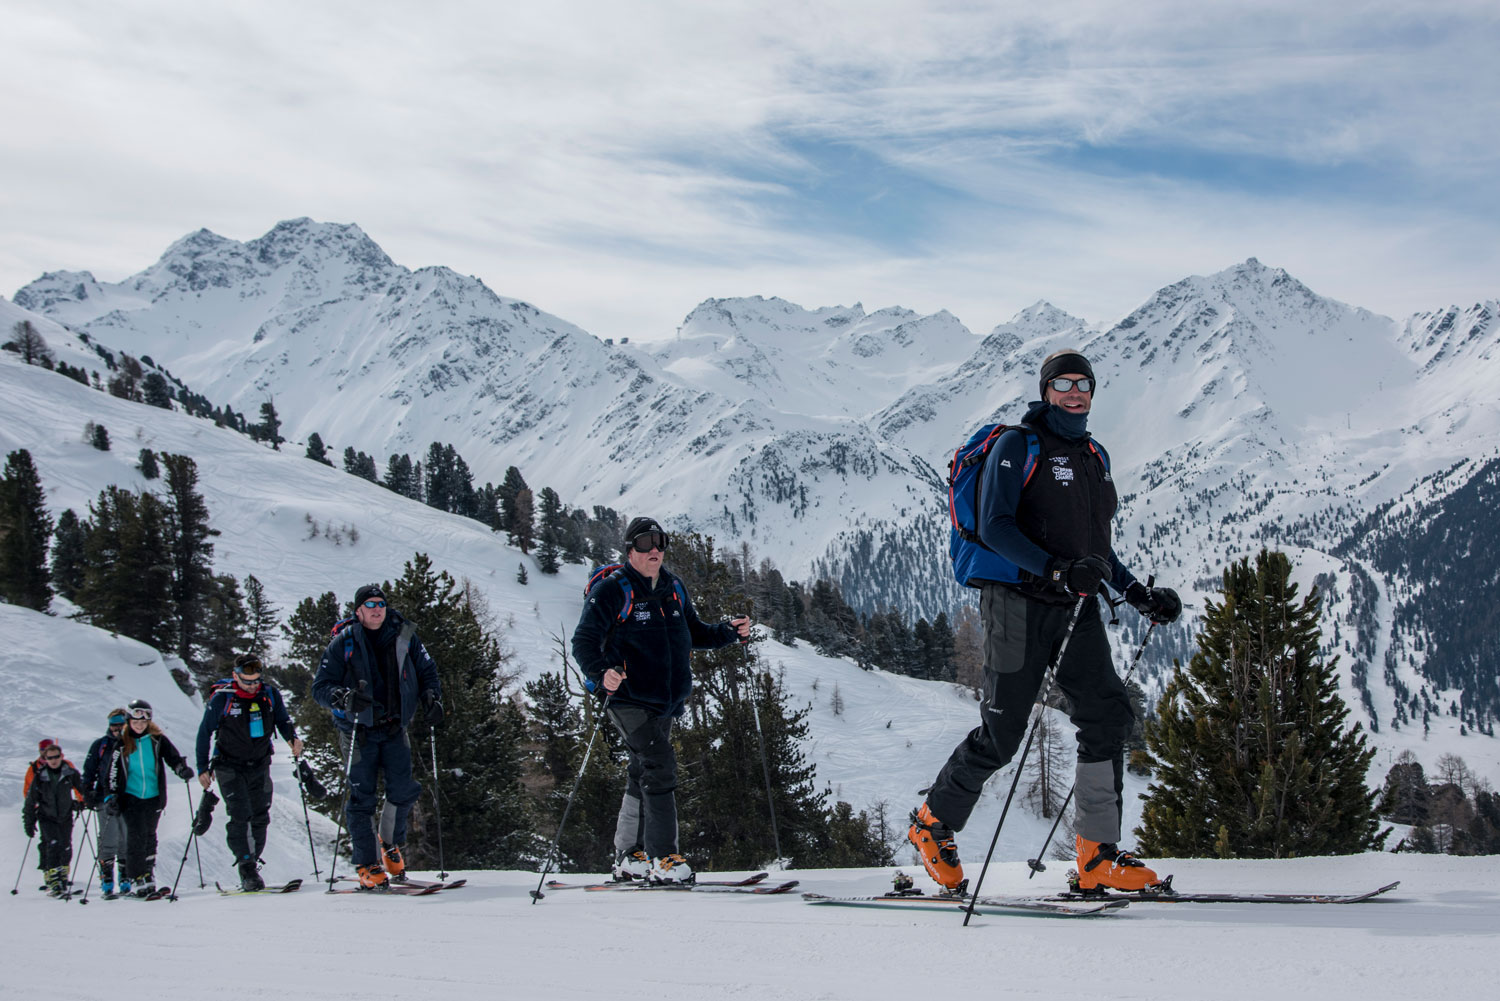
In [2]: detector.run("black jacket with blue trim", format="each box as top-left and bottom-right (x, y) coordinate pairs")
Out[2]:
(571, 564), (739, 718)
(311, 608), (441, 733)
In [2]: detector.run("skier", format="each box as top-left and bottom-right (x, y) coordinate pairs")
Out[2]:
(82, 709), (128, 894)
(22, 739), (85, 896)
(196, 654), (304, 891)
(571, 516), (751, 884)
(312, 583), (443, 890)
(911, 350), (1182, 893)
(102, 700), (195, 897)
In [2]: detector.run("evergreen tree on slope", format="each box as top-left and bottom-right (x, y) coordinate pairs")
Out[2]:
(1138, 549), (1381, 858)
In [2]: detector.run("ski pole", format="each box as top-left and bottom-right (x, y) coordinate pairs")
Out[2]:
(964, 594), (1086, 927)
(11, 834), (34, 895)
(293, 754), (321, 880)
(427, 729), (447, 879)
(1028, 619), (1157, 878)
(183, 779), (205, 887)
(741, 633), (783, 865)
(530, 692), (613, 902)
(77, 815), (99, 904)
(64, 808), (93, 900)
(166, 806), (199, 901)
(326, 714), (362, 891)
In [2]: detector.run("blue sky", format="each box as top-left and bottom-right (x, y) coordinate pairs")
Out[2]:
(2, 1), (1496, 341)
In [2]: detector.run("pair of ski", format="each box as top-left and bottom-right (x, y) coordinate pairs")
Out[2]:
(545, 871), (801, 895)
(804, 879), (1402, 918)
(326, 876), (468, 896)
(103, 886), (173, 901)
(215, 878), (306, 897)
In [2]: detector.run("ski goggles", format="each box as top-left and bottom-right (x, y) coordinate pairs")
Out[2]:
(1046, 377), (1094, 393)
(362, 599), (387, 608)
(127, 706), (153, 720)
(629, 531), (669, 553)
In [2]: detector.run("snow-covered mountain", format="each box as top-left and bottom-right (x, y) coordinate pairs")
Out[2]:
(9, 221), (1500, 742)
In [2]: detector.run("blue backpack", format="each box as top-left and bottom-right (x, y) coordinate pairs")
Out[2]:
(946, 422), (1111, 588)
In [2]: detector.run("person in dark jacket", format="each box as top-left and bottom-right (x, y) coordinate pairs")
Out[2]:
(196, 654), (303, 891)
(571, 516), (750, 884)
(910, 349), (1182, 894)
(82, 709), (128, 894)
(311, 583), (442, 890)
(22, 739), (85, 896)
(103, 700), (194, 896)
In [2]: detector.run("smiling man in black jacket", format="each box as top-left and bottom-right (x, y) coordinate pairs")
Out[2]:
(571, 517), (750, 885)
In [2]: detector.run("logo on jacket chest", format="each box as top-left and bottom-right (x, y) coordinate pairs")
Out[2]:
(1050, 455), (1074, 484)
(633, 607), (653, 623)
(226, 701), (262, 717)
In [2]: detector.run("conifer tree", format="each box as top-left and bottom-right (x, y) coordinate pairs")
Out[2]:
(76, 487), (175, 649)
(257, 400), (284, 449)
(497, 466), (528, 533)
(90, 423), (111, 451)
(1138, 549), (1381, 858)
(305, 433), (334, 466)
(7, 320), (54, 367)
(138, 448), (159, 480)
(200, 573), (250, 680)
(243, 573), (278, 659)
(142, 372), (173, 409)
(50, 509), (86, 602)
(0, 449), (54, 610)
(161, 454), (217, 684)
(536, 487), (563, 574)
(510, 487), (535, 554)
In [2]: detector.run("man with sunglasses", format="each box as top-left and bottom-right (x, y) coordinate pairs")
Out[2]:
(572, 517), (751, 885)
(196, 653), (303, 891)
(313, 583), (442, 889)
(23, 739), (86, 896)
(82, 709), (129, 894)
(910, 349), (1182, 896)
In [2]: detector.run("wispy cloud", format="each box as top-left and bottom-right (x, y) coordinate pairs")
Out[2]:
(2, 1), (1496, 339)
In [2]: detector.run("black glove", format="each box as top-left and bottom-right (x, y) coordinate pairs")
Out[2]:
(297, 759), (330, 799)
(421, 689), (444, 727)
(24, 821), (36, 839)
(104, 795), (120, 817)
(175, 763), (195, 781)
(335, 687), (373, 715)
(193, 789), (219, 837)
(1046, 555), (1112, 596)
(1126, 582), (1182, 624)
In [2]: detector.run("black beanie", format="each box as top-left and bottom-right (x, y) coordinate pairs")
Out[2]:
(353, 583), (386, 607)
(1039, 351), (1095, 399)
(623, 517), (664, 547)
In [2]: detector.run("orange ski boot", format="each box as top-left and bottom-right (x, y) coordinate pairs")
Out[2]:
(908, 803), (965, 892)
(382, 841), (406, 879)
(1074, 836), (1161, 892)
(357, 863), (390, 890)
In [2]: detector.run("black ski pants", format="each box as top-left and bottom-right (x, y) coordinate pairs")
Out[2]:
(926, 588), (1133, 841)
(608, 706), (679, 859)
(36, 818), (73, 871)
(119, 794), (163, 882)
(217, 759), (273, 862)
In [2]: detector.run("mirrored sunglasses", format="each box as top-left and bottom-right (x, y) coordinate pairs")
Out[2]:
(1048, 377), (1094, 393)
(629, 531), (669, 553)
(362, 599), (387, 609)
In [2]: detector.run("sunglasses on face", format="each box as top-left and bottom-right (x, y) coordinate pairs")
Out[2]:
(128, 707), (152, 720)
(630, 531), (668, 553)
(1047, 377), (1094, 393)
(362, 600), (387, 609)
(44, 754), (62, 762)
(235, 675), (263, 687)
